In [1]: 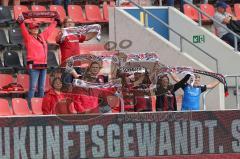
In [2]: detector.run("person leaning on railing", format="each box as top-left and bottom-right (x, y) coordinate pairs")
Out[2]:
(213, 1), (240, 50)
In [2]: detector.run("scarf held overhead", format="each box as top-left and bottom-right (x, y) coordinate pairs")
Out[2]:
(22, 11), (59, 19)
(62, 24), (102, 41)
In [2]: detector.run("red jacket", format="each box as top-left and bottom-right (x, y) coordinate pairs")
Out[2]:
(42, 89), (78, 115)
(42, 89), (65, 114)
(20, 21), (57, 69)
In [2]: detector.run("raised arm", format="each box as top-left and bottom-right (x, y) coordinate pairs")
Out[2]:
(206, 80), (220, 89)
(17, 15), (29, 43)
(170, 73), (181, 82)
(173, 74), (191, 92)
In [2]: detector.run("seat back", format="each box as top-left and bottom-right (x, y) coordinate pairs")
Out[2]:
(47, 51), (58, 68)
(234, 4), (240, 19)
(12, 98), (32, 115)
(183, 4), (199, 21)
(8, 26), (24, 46)
(13, 5), (29, 20)
(0, 99), (12, 115)
(31, 5), (47, 11)
(0, 29), (9, 47)
(31, 98), (43, 114)
(85, 5), (103, 22)
(0, 74), (13, 88)
(68, 5), (86, 23)
(3, 51), (21, 67)
(49, 5), (66, 23)
(17, 74), (29, 91)
(226, 5), (233, 15)
(200, 4), (215, 21)
(103, 3), (109, 21)
(0, 6), (12, 23)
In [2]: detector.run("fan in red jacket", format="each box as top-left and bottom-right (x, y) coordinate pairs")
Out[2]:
(42, 77), (77, 115)
(17, 14), (59, 102)
(56, 17), (98, 64)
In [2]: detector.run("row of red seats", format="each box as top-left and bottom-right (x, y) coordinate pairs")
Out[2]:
(0, 98), (42, 115)
(14, 3), (114, 24)
(184, 3), (240, 23)
(0, 74), (51, 94)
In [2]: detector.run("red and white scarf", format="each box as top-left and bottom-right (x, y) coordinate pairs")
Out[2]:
(61, 24), (101, 42)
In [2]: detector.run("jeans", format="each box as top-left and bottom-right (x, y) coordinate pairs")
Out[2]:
(64, 0), (71, 15)
(28, 69), (47, 101)
(221, 33), (240, 51)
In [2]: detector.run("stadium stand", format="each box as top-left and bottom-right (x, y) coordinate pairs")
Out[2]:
(79, 43), (107, 54)
(0, 98), (12, 115)
(0, 6), (13, 26)
(183, 4), (199, 21)
(0, 29), (9, 50)
(85, 5), (107, 23)
(200, 4), (215, 23)
(234, 3), (240, 19)
(8, 26), (24, 48)
(49, 5), (66, 23)
(13, 5), (30, 22)
(103, 2), (110, 22)
(3, 50), (22, 68)
(0, 74), (14, 88)
(68, 5), (87, 24)
(226, 4), (233, 15)
(12, 98), (32, 115)
(47, 51), (58, 68)
(16, 74), (29, 92)
(31, 5), (53, 23)
(31, 97), (43, 114)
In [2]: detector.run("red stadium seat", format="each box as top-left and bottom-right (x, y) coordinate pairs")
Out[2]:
(13, 5), (29, 20)
(0, 99), (12, 115)
(31, 5), (52, 23)
(31, 98), (43, 114)
(68, 5), (87, 24)
(109, 0), (116, 6)
(103, 2), (110, 21)
(79, 43), (106, 54)
(12, 98), (32, 115)
(226, 5), (233, 15)
(85, 5), (107, 23)
(200, 4), (215, 23)
(0, 74), (13, 88)
(234, 4), (240, 20)
(16, 74), (29, 92)
(49, 5), (66, 23)
(183, 4), (199, 21)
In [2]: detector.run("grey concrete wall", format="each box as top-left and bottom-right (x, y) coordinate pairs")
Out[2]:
(109, 7), (224, 110)
(168, 7), (240, 76)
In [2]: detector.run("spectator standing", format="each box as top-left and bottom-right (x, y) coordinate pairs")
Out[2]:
(56, 17), (98, 64)
(155, 74), (190, 111)
(172, 74), (220, 111)
(17, 15), (59, 102)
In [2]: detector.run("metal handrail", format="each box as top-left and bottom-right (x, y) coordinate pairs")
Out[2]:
(225, 75), (240, 109)
(183, 0), (240, 51)
(116, 0), (219, 72)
